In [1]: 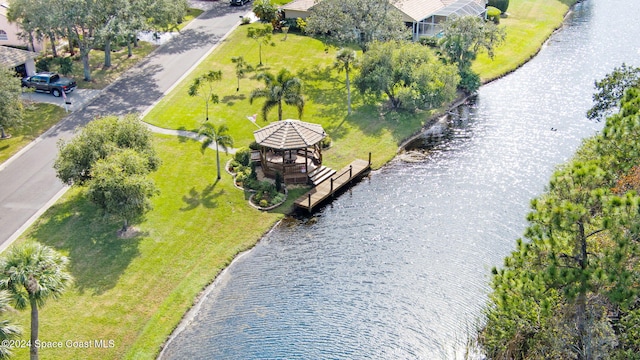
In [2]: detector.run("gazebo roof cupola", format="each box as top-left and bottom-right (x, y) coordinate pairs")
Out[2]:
(253, 119), (326, 150)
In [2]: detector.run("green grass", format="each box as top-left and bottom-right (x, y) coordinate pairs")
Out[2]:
(145, 25), (435, 169)
(10, 135), (284, 359)
(6, 1), (581, 358)
(0, 103), (66, 164)
(473, 0), (578, 82)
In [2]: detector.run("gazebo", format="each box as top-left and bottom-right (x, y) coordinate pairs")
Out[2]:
(253, 119), (327, 184)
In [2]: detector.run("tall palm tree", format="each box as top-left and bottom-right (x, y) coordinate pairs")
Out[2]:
(0, 290), (20, 360)
(0, 243), (72, 360)
(250, 68), (304, 121)
(199, 122), (234, 181)
(334, 48), (357, 116)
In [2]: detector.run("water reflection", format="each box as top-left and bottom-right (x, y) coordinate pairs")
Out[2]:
(162, 1), (640, 359)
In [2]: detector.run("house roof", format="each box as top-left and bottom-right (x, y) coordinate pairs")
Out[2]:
(0, 45), (38, 68)
(395, 0), (485, 22)
(0, 3), (8, 18)
(253, 120), (326, 150)
(433, 0), (486, 17)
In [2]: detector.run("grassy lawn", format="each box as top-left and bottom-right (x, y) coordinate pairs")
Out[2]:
(5, 1), (581, 359)
(10, 134), (284, 359)
(145, 24), (435, 170)
(473, 0), (578, 82)
(0, 103), (66, 164)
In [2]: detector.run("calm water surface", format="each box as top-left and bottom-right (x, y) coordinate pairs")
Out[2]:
(162, 1), (640, 358)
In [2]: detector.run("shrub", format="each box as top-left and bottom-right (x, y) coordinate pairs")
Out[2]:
(487, 6), (501, 24)
(234, 147), (251, 166)
(36, 57), (52, 72)
(275, 172), (283, 192)
(321, 135), (332, 149)
(273, 193), (285, 204)
(259, 199), (269, 208)
(487, 0), (509, 13)
(57, 57), (74, 75)
(241, 17), (252, 25)
(250, 161), (258, 180)
(419, 37), (439, 48)
(235, 172), (246, 184)
(458, 68), (481, 94)
(296, 17), (307, 34)
(253, 0), (278, 23)
(229, 159), (240, 171)
(249, 141), (260, 150)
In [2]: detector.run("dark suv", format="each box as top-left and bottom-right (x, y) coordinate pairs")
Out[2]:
(21, 72), (77, 97)
(230, 0), (250, 6)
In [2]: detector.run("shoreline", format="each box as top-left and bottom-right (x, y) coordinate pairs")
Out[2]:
(154, 0), (585, 357)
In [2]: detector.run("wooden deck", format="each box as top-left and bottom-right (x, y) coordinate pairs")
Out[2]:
(294, 158), (371, 212)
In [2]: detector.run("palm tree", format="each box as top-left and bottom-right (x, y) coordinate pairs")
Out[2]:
(250, 68), (304, 121)
(334, 48), (357, 116)
(199, 122), (234, 181)
(0, 243), (72, 360)
(0, 290), (20, 360)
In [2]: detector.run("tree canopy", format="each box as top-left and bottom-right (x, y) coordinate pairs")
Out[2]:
(0, 67), (24, 139)
(0, 243), (72, 360)
(306, 0), (408, 51)
(250, 68), (305, 121)
(480, 79), (640, 359)
(355, 41), (460, 110)
(54, 114), (160, 185)
(87, 149), (158, 230)
(8, 0), (188, 79)
(439, 15), (505, 93)
(587, 63), (640, 122)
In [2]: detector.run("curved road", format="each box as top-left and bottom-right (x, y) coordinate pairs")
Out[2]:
(0, 2), (249, 247)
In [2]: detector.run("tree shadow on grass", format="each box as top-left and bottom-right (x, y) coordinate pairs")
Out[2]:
(29, 190), (142, 296)
(180, 182), (224, 210)
(222, 94), (247, 106)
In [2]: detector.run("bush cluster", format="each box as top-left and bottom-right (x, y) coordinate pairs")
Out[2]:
(487, 0), (509, 13)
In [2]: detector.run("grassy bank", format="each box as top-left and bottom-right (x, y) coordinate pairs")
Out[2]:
(10, 135), (284, 359)
(0, 103), (66, 164)
(473, 0), (578, 82)
(7, 1), (579, 358)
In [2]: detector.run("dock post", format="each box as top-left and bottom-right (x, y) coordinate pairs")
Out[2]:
(330, 178), (334, 197)
(349, 165), (352, 178)
(308, 194), (311, 210)
(368, 152), (371, 166)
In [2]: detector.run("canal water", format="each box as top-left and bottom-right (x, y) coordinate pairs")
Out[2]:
(161, 1), (640, 359)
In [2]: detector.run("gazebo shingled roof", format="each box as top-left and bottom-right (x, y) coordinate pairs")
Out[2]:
(253, 120), (326, 150)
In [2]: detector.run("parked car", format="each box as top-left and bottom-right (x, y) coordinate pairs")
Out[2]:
(21, 72), (77, 97)
(230, 0), (250, 6)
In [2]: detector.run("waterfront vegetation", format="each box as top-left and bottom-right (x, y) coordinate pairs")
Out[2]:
(480, 86), (640, 359)
(6, 0), (583, 358)
(473, 0), (578, 82)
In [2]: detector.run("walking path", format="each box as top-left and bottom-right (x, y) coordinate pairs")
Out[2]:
(0, 1), (251, 249)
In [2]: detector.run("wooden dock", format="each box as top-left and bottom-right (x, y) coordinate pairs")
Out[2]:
(294, 158), (371, 212)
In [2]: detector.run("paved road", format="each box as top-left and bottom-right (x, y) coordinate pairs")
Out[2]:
(0, 2), (249, 246)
